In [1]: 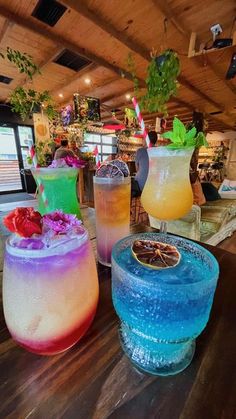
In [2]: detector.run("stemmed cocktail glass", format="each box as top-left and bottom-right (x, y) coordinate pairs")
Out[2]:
(141, 146), (194, 233)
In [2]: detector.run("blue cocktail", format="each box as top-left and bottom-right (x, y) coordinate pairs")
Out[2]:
(112, 232), (219, 376)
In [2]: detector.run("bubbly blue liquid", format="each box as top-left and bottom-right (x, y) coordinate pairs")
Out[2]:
(112, 234), (219, 362)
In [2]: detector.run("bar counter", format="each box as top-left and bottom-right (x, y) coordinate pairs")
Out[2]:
(0, 220), (235, 418)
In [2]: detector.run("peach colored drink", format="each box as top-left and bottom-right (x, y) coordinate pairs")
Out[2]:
(3, 229), (98, 355)
(94, 177), (131, 266)
(141, 147), (193, 220)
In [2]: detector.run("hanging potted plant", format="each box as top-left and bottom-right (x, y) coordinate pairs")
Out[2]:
(141, 49), (180, 114)
(127, 49), (180, 114)
(9, 87), (58, 121)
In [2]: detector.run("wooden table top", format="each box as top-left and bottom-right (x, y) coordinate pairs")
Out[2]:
(0, 222), (236, 419)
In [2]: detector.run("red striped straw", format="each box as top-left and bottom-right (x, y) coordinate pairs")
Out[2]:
(93, 145), (101, 168)
(132, 97), (150, 148)
(27, 140), (48, 208)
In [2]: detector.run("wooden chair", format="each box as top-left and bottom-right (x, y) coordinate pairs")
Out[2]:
(131, 196), (149, 225)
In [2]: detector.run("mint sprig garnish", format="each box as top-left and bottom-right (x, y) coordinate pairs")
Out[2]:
(162, 117), (208, 149)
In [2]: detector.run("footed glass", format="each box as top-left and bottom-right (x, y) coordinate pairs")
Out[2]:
(141, 147), (194, 232)
(112, 232), (219, 376)
(32, 168), (81, 218)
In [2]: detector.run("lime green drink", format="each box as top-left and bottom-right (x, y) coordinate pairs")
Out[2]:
(32, 168), (81, 219)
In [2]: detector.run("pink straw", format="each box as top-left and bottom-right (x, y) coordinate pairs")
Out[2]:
(27, 140), (48, 208)
(132, 97), (150, 148)
(93, 145), (101, 168)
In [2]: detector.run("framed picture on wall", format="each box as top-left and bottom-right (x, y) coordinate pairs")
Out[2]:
(73, 94), (101, 123)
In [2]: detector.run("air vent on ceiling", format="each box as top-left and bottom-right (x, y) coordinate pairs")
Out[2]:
(32, 0), (67, 27)
(0, 75), (13, 84)
(209, 111), (223, 115)
(54, 49), (92, 71)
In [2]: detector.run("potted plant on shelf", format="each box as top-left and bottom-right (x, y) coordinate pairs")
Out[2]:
(9, 87), (58, 121)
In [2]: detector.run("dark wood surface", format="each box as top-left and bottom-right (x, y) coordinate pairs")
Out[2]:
(0, 224), (236, 419)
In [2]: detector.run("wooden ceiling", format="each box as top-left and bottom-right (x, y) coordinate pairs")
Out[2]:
(0, 0), (235, 132)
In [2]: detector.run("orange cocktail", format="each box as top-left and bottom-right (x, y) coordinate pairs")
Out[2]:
(141, 147), (193, 220)
(94, 177), (131, 266)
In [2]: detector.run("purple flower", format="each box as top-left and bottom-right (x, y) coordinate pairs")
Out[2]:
(42, 211), (83, 234)
(16, 238), (45, 249)
(48, 157), (86, 169)
(48, 159), (68, 168)
(64, 156), (86, 168)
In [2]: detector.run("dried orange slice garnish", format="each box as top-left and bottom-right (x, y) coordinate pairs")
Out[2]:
(131, 239), (181, 270)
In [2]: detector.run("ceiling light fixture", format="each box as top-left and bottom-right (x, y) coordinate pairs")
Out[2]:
(84, 78), (91, 85)
(125, 93), (131, 100)
(58, 93), (63, 98)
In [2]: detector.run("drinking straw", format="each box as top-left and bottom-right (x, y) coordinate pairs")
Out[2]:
(26, 140), (48, 208)
(93, 145), (101, 168)
(132, 97), (150, 148)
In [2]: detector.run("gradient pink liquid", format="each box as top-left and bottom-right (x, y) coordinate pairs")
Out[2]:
(94, 177), (131, 266)
(3, 231), (98, 355)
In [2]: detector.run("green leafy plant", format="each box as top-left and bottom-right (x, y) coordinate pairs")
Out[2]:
(10, 87), (58, 121)
(27, 139), (55, 167)
(126, 52), (139, 94)
(0, 47), (40, 79)
(141, 50), (180, 114)
(162, 117), (208, 149)
(127, 49), (180, 114)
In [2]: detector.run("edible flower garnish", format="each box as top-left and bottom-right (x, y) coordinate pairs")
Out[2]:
(3, 208), (83, 239)
(43, 210), (83, 234)
(48, 156), (86, 169)
(3, 207), (42, 238)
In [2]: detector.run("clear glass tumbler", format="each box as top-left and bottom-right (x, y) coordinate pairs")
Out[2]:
(112, 232), (219, 376)
(93, 176), (131, 266)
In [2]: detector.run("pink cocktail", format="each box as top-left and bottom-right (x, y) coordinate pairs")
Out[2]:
(3, 228), (98, 355)
(94, 176), (131, 266)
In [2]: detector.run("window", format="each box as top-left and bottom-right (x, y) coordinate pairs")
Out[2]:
(84, 133), (117, 162)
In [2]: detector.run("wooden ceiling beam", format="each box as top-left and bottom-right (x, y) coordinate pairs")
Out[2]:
(152, 0), (236, 96)
(22, 47), (64, 88)
(0, 18), (13, 44)
(101, 87), (136, 104)
(50, 62), (98, 97)
(0, 5), (145, 87)
(59, 73), (121, 107)
(102, 96), (235, 130)
(0, 5), (232, 126)
(61, 0), (230, 113)
(60, 0), (150, 61)
(151, 0), (189, 37)
(178, 76), (225, 111)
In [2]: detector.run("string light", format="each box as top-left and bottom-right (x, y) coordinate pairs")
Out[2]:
(125, 93), (131, 100)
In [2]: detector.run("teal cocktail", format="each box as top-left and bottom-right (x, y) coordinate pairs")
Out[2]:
(32, 168), (81, 219)
(112, 232), (219, 376)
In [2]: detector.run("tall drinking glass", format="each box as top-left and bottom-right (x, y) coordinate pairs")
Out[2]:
(112, 232), (219, 376)
(93, 176), (131, 266)
(141, 147), (194, 232)
(3, 229), (98, 355)
(32, 168), (81, 219)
